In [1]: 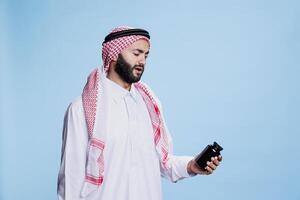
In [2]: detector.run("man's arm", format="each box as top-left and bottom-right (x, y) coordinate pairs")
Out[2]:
(158, 120), (194, 182)
(154, 98), (222, 182)
(57, 97), (88, 200)
(159, 113), (222, 181)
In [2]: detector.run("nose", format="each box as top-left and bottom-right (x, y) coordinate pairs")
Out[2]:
(138, 56), (146, 65)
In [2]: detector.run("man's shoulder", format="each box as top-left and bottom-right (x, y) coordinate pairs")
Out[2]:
(66, 96), (83, 113)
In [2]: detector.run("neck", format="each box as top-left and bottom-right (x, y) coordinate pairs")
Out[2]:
(107, 64), (131, 91)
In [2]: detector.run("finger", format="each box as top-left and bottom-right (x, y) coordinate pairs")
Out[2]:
(218, 155), (223, 162)
(193, 166), (209, 175)
(207, 161), (217, 170)
(211, 157), (220, 166)
(205, 166), (213, 174)
(203, 170), (211, 175)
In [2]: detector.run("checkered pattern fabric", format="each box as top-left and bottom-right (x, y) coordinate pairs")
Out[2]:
(134, 82), (169, 167)
(82, 68), (99, 138)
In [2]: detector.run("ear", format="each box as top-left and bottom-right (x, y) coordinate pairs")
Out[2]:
(107, 60), (117, 73)
(110, 53), (121, 68)
(112, 54), (118, 61)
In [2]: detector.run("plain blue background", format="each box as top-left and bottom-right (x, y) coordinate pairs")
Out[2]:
(1, 0), (299, 199)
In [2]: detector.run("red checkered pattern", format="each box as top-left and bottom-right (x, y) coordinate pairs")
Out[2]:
(134, 82), (169, 167)
(85, 138), (105, 185)
(82, 68), (99, 137)
(82, 69), (105, 186)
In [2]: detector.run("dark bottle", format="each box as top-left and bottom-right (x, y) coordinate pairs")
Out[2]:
(195, 142), (223, 169)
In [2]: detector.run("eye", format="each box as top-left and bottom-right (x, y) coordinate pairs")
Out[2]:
(133, 52), (140, 57)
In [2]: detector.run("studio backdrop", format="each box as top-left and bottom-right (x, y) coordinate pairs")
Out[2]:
(1, 0), (299, 200)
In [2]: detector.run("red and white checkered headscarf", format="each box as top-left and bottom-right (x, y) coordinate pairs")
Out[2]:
(80, 26), (169, 198)
(101, 26), (150, 73)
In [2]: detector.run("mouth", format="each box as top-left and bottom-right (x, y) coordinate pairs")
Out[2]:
(134, 66), (144, 74)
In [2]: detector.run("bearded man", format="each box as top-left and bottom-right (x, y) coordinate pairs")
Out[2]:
(57, 26), (222, 200)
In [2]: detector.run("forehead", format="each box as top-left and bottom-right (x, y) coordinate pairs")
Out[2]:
(125, 39), (150, 51)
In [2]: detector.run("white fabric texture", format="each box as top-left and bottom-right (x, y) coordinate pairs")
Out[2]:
(57, 76), (193, 200)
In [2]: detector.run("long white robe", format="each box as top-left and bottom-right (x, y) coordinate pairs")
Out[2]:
(57, 77), (193, 200)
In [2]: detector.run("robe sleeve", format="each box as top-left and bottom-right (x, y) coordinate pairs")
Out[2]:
(160, 110), (195, 182)
(57, 97), (89, 200)
(153, 95), (195, 182)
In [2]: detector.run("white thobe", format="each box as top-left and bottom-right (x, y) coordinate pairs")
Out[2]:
(58, 77), (193, 200)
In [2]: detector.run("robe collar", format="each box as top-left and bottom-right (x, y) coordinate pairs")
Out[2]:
(103, 76), (139, 103)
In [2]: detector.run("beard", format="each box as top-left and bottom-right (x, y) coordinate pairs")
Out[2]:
(115, 54), (144, 84)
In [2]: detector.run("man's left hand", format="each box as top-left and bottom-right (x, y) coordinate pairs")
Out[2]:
(187, 155), (223, 175)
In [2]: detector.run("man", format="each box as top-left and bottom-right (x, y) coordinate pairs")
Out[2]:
(57, 26), (222, 200)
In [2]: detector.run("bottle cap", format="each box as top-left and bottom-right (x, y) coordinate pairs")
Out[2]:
(213, 142), (223, 152)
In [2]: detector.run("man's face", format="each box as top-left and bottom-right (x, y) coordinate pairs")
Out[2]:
(115, 39), (150, 84)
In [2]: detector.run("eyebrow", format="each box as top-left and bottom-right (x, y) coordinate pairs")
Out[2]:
(132, 48), (150, 55)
